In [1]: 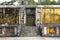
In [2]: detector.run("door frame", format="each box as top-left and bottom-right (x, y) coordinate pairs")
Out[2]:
(24, 7), (36, 26)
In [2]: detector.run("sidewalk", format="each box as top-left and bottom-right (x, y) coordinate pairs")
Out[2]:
(0, 37), (60, 40)
(43, 37), (60, 40)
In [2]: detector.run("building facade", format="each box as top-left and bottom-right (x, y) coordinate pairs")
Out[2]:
(0, 5), (60, 36)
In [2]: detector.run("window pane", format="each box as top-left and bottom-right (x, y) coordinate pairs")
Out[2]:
(0, 8), (2, 13)
(20, 8), (24, 24)
(46, 27), (56, 34)
(42, 8), (51, 24)
(0, 8), (19, 24)
(37, 8), (40, 24)
(54, 8), (60, 24)
(0, 9), (3, 24)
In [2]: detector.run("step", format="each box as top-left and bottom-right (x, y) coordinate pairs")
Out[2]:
(20, 26), (40, 37)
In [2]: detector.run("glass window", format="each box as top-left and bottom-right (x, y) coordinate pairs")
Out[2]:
(0, 8), (2, 13)
(0, 8), (19, 25)
(37, 8), (41, 24)
(54, 8), (60, 24)
(42, 8), (51, 24)
(26, 8), (35, 15)
(0, 8), (3, 24)
(20, 8), (24, 24)
(42, 8), (60, 24)
(5, 27), (14, 34)
(46, 27), (56, 34)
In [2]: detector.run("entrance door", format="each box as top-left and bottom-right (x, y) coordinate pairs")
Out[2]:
(26, 15), (35, 26)
(26, 8), (35, 26)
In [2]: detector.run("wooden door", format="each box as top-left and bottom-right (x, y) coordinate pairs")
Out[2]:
(26, 15), (35, 26)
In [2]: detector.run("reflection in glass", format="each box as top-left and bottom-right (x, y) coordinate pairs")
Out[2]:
(42, 8), (60, 24)
(0, 8), (19, 25)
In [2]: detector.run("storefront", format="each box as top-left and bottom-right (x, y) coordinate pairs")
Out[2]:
(0, 5), (60, 36)
(19, 5), (60, 26)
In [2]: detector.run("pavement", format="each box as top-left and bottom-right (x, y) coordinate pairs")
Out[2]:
(0, 37), (60, 40)
(43, 37), (60, 40)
